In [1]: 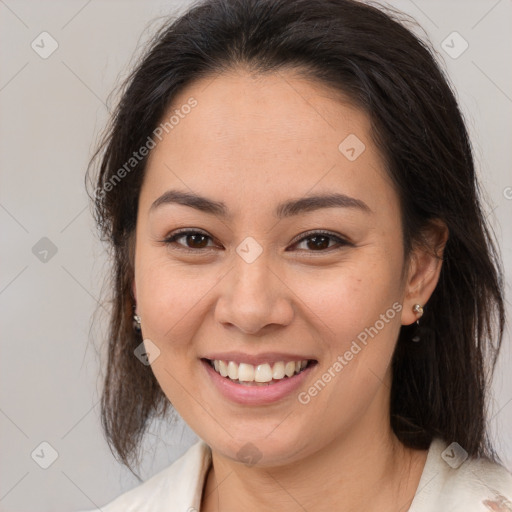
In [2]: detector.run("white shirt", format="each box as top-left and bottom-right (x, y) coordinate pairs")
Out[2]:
(80, 437), (512, 511)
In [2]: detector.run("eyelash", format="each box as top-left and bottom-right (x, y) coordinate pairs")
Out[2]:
(161, 228), (352, 254)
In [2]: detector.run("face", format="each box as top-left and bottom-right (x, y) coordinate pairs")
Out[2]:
(132, 69), (416, 466)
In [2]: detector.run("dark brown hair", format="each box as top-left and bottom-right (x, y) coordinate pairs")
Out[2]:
(86, 0), (506, 479)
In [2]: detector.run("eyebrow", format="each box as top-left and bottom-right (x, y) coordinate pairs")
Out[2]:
(149, 189), (372, 218)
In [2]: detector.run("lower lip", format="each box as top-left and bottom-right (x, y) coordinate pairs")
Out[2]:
(201, 359), (315, 406)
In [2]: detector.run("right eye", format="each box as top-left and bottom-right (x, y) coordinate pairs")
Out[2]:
(162, 229), (218, 252)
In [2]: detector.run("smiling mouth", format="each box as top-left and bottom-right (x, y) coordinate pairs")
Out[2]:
(203, 358), (318, 386)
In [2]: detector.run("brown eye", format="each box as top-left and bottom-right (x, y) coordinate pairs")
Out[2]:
(292, 231), (351, 252)
(163, 230), (215, 251)
(302, 234), (331, 250)
(163, 229), (351, 254)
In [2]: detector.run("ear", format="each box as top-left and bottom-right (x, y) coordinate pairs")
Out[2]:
(401, 219), (449, 326)
(132, 279), (137, 302)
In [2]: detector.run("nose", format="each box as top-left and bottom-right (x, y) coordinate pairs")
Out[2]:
(214, 251), (294, 335)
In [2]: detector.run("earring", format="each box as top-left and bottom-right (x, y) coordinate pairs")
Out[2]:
(412, 304), (424, 324)
(133, 312), (142, 331)
(411, 303), (424, 343)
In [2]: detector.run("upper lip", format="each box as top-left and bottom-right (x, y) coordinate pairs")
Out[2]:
(202, 352), (317, 366)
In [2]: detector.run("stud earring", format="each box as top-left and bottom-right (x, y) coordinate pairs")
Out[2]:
(133, 313), (142, 331)
(411, 303), (424, 343)
(412, 304), (424, 323)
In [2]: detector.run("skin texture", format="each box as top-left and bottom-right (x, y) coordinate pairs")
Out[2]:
(132, 68), (448, 511)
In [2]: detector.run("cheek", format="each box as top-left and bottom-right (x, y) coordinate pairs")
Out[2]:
(291, 258), (404, 408)
(288, 263), (404, 425)
(292, 257), (402, 342)
(136, 258), (217, 412)
(136, 256), (222, 351)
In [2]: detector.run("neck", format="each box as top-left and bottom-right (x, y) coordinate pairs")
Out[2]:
(201, 413), (428, 512)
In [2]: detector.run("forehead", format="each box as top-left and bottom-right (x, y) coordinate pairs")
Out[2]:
(140, 69), (398, 222)
(158, 68), (370, 156)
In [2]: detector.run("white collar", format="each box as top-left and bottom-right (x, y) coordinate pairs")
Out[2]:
(90, 437), (512, 511)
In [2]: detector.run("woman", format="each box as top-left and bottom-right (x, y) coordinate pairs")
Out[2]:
(83, 0), (512, 510)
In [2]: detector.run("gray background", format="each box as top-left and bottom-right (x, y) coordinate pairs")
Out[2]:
(0, 1), (511, 510)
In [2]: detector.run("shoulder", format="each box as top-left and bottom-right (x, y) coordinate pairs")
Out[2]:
(77, 440), (211, 512)
(410, 438), (512, 512)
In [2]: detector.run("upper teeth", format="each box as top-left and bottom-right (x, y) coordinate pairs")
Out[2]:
(212, 360), (309, 382)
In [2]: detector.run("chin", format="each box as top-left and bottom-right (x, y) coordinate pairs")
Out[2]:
(204, 429), (314, 468)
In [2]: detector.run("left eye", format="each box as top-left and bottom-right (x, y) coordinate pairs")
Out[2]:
(162, 230), (350, 252)
(292, 231), (349, 251)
